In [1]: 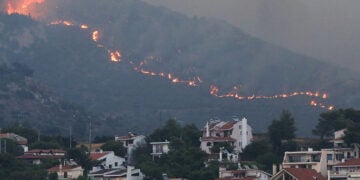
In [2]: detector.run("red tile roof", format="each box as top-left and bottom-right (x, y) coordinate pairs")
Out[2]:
(220, 122), (237, 130)
(216, 177), (255, 180)
(334, 159), (360, 167)
(201, 136), (236, 142)
(17, 154), (64, 159)
(89, 152), (110, 160)
(27, 149), (66, 153)
(284, 168), (326, 180)
(231, 169), (246, 175)
(48, 165), (81, 172)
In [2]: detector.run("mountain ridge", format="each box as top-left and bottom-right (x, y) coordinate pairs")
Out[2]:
(0, 0), (359, 136)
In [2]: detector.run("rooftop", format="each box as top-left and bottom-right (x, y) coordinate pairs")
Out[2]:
(89, 152), (110, 160)
(334, 158), (360, 167)
(284, 168), (326, 180)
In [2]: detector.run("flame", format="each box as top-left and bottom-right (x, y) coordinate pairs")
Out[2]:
(109, 50), (122, 62)
(6, 0), (44, 17)
(210, 85), (334, 110)
(92, 30), (100, 42)
(80, 24), (89, 29)
(49, 19), (335, 111)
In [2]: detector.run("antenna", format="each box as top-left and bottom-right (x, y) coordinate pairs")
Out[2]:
(69, 126), (72, 149)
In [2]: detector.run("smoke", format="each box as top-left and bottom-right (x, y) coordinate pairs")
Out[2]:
(143, 0), (360, 73)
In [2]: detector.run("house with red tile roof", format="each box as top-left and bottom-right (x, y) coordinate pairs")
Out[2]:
(217, 166), (271, 180)
(89, 151), (125, 172)
(0, 133), (28, 152)
(17, 149), (65, 164)
(200, 117), (253, 155)
(271, 168), (326, 180)
(281, 128), (360, 177)
(330, 158), (360, 179)
(48, 160), (84, 180)
(115, 132), (146, 149)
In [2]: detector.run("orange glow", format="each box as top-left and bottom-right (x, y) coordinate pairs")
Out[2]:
(63, 21), (73, 26)
(109, 50), (122, 62)
(6, 0), (45, 17)
(322, 93), (327, 99)
(92, 30), (100, 42)
(210, 84), (334, 110)
(49, 18), (335, 110)
(80, 24), (89, 29)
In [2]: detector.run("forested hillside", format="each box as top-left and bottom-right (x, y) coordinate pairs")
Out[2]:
(0, 0), (359, 136)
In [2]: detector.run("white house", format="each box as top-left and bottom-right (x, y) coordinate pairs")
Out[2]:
(115, 132), (146, 149)
(218, 166), (272, 180)
(271, 168), (326, 180)
(150, 141), (170, 158)
(48, 163), (84, 180)
(330, 158), (360, 180)
(200, 117), (253, 154)
(281, 129), (360, 177)
(89, 151), (125, 171)
(88, 166), (144, 180)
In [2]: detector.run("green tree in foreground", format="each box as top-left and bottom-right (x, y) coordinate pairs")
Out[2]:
(101, 140), (127, 157)
(268, 110), (296, 154)
(136, 119), (218, 180)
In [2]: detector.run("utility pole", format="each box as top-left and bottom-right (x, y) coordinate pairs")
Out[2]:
(89, 118), (92, 153)
(69, 126), (72, 149)
(37, 129), (40, 142)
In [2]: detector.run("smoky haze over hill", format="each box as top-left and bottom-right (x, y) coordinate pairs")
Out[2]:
(144, 0), (360, 73)
(0, 0), (359, 136)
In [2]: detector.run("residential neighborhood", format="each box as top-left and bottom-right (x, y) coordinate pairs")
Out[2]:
(0, 109), (360, 180)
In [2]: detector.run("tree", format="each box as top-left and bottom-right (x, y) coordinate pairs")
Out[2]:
(268, 110), (296, 153)
(343, 123), (360, 145)
(67, 147), (97, 176)
(30, 141), (61, 149)
(148, 119), (182, 142)
(312, 109), (349, 140)
(100, 140), (126, 157)
(136, 119), (217, 180)
(2, 123), (39, 144)
(210, 142), (234, 153)
(241, 140), (271, 160)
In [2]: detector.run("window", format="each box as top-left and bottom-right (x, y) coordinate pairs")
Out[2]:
(115, 162), (118, 167)
(109, 165), (112, 169)
(155, 144), (163, 153)
(207, 142), (212, 147)
(64, 172), (68, 178)
(327, 154), (333, 161)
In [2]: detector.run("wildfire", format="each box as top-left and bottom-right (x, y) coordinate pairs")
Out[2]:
(210, 85), (334, 110)
(109, 50), (122, 62)
(6, 0), (44, 16)
(48, 19), (335, 111)
(80, 24), (89, 29)
(92, 30), (100, 42)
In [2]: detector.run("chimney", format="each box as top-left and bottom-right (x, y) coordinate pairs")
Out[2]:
(272, 164), (277, 175)
(127, 165), (134, 180)
(241, 118), (248, 149)
(206, 121), (210, 137)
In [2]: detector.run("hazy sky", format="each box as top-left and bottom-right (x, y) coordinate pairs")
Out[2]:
(143, 0), (360, 72)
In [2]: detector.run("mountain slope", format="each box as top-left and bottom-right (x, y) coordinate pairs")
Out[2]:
(0, 0), (359, 136)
